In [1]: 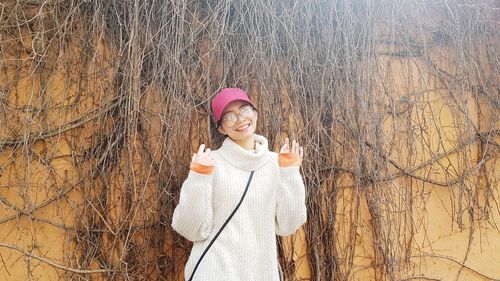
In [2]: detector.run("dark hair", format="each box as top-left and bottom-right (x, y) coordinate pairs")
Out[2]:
(210, 122), (226, 147)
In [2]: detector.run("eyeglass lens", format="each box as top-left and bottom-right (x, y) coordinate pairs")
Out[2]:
(222, 106), (253, 126)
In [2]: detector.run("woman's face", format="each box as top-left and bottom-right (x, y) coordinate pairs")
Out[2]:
(217, 100), (258, 142)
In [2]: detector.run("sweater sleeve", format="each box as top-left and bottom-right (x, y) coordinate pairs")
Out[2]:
(275, 166), (307, 236)
(171, 170), (213, 241)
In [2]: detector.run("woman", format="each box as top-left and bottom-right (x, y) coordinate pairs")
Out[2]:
(171, 88), (307, 280)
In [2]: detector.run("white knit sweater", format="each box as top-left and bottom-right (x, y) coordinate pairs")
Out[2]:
(171, 134), (307, 281)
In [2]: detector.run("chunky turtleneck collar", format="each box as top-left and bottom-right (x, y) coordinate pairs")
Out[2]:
(217, 134), (271, 171)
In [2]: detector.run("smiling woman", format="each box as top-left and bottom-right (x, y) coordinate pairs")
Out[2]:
(217, 101), (258, 149)
(171, 88), (306, 280)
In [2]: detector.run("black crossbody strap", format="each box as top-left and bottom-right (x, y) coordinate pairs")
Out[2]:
(188, 170), (255, 281)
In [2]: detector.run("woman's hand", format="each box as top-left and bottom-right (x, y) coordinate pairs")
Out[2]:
(192, 144), (214, 166)
(278, 138), (304, 167)
(280, 138), (304, 158)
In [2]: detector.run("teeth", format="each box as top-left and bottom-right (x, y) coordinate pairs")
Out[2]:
(236, 124), (250, 131)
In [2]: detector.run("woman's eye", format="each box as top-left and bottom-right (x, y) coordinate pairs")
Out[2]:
(224, 113), (235, 121)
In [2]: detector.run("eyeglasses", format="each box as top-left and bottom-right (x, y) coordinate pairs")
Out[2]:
(220, 105), (255, 128)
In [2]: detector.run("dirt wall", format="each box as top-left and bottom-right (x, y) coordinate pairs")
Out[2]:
(1, 1), (498, 280)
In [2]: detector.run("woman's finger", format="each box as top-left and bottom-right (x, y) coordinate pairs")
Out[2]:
(280, 144), (286, 153)
(281, 137), (289, 153)
(197, 144), (205, 155)
(300, 146), (304, 158)
(192, 153), (196, 162)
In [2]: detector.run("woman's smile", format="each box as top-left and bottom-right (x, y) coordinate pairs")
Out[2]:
(235, 123), (251, 132)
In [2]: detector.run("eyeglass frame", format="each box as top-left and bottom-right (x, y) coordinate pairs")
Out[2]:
(217, 104), (257, 128)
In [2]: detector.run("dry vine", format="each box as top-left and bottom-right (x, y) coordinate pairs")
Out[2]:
(0, 0), (498, 280)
